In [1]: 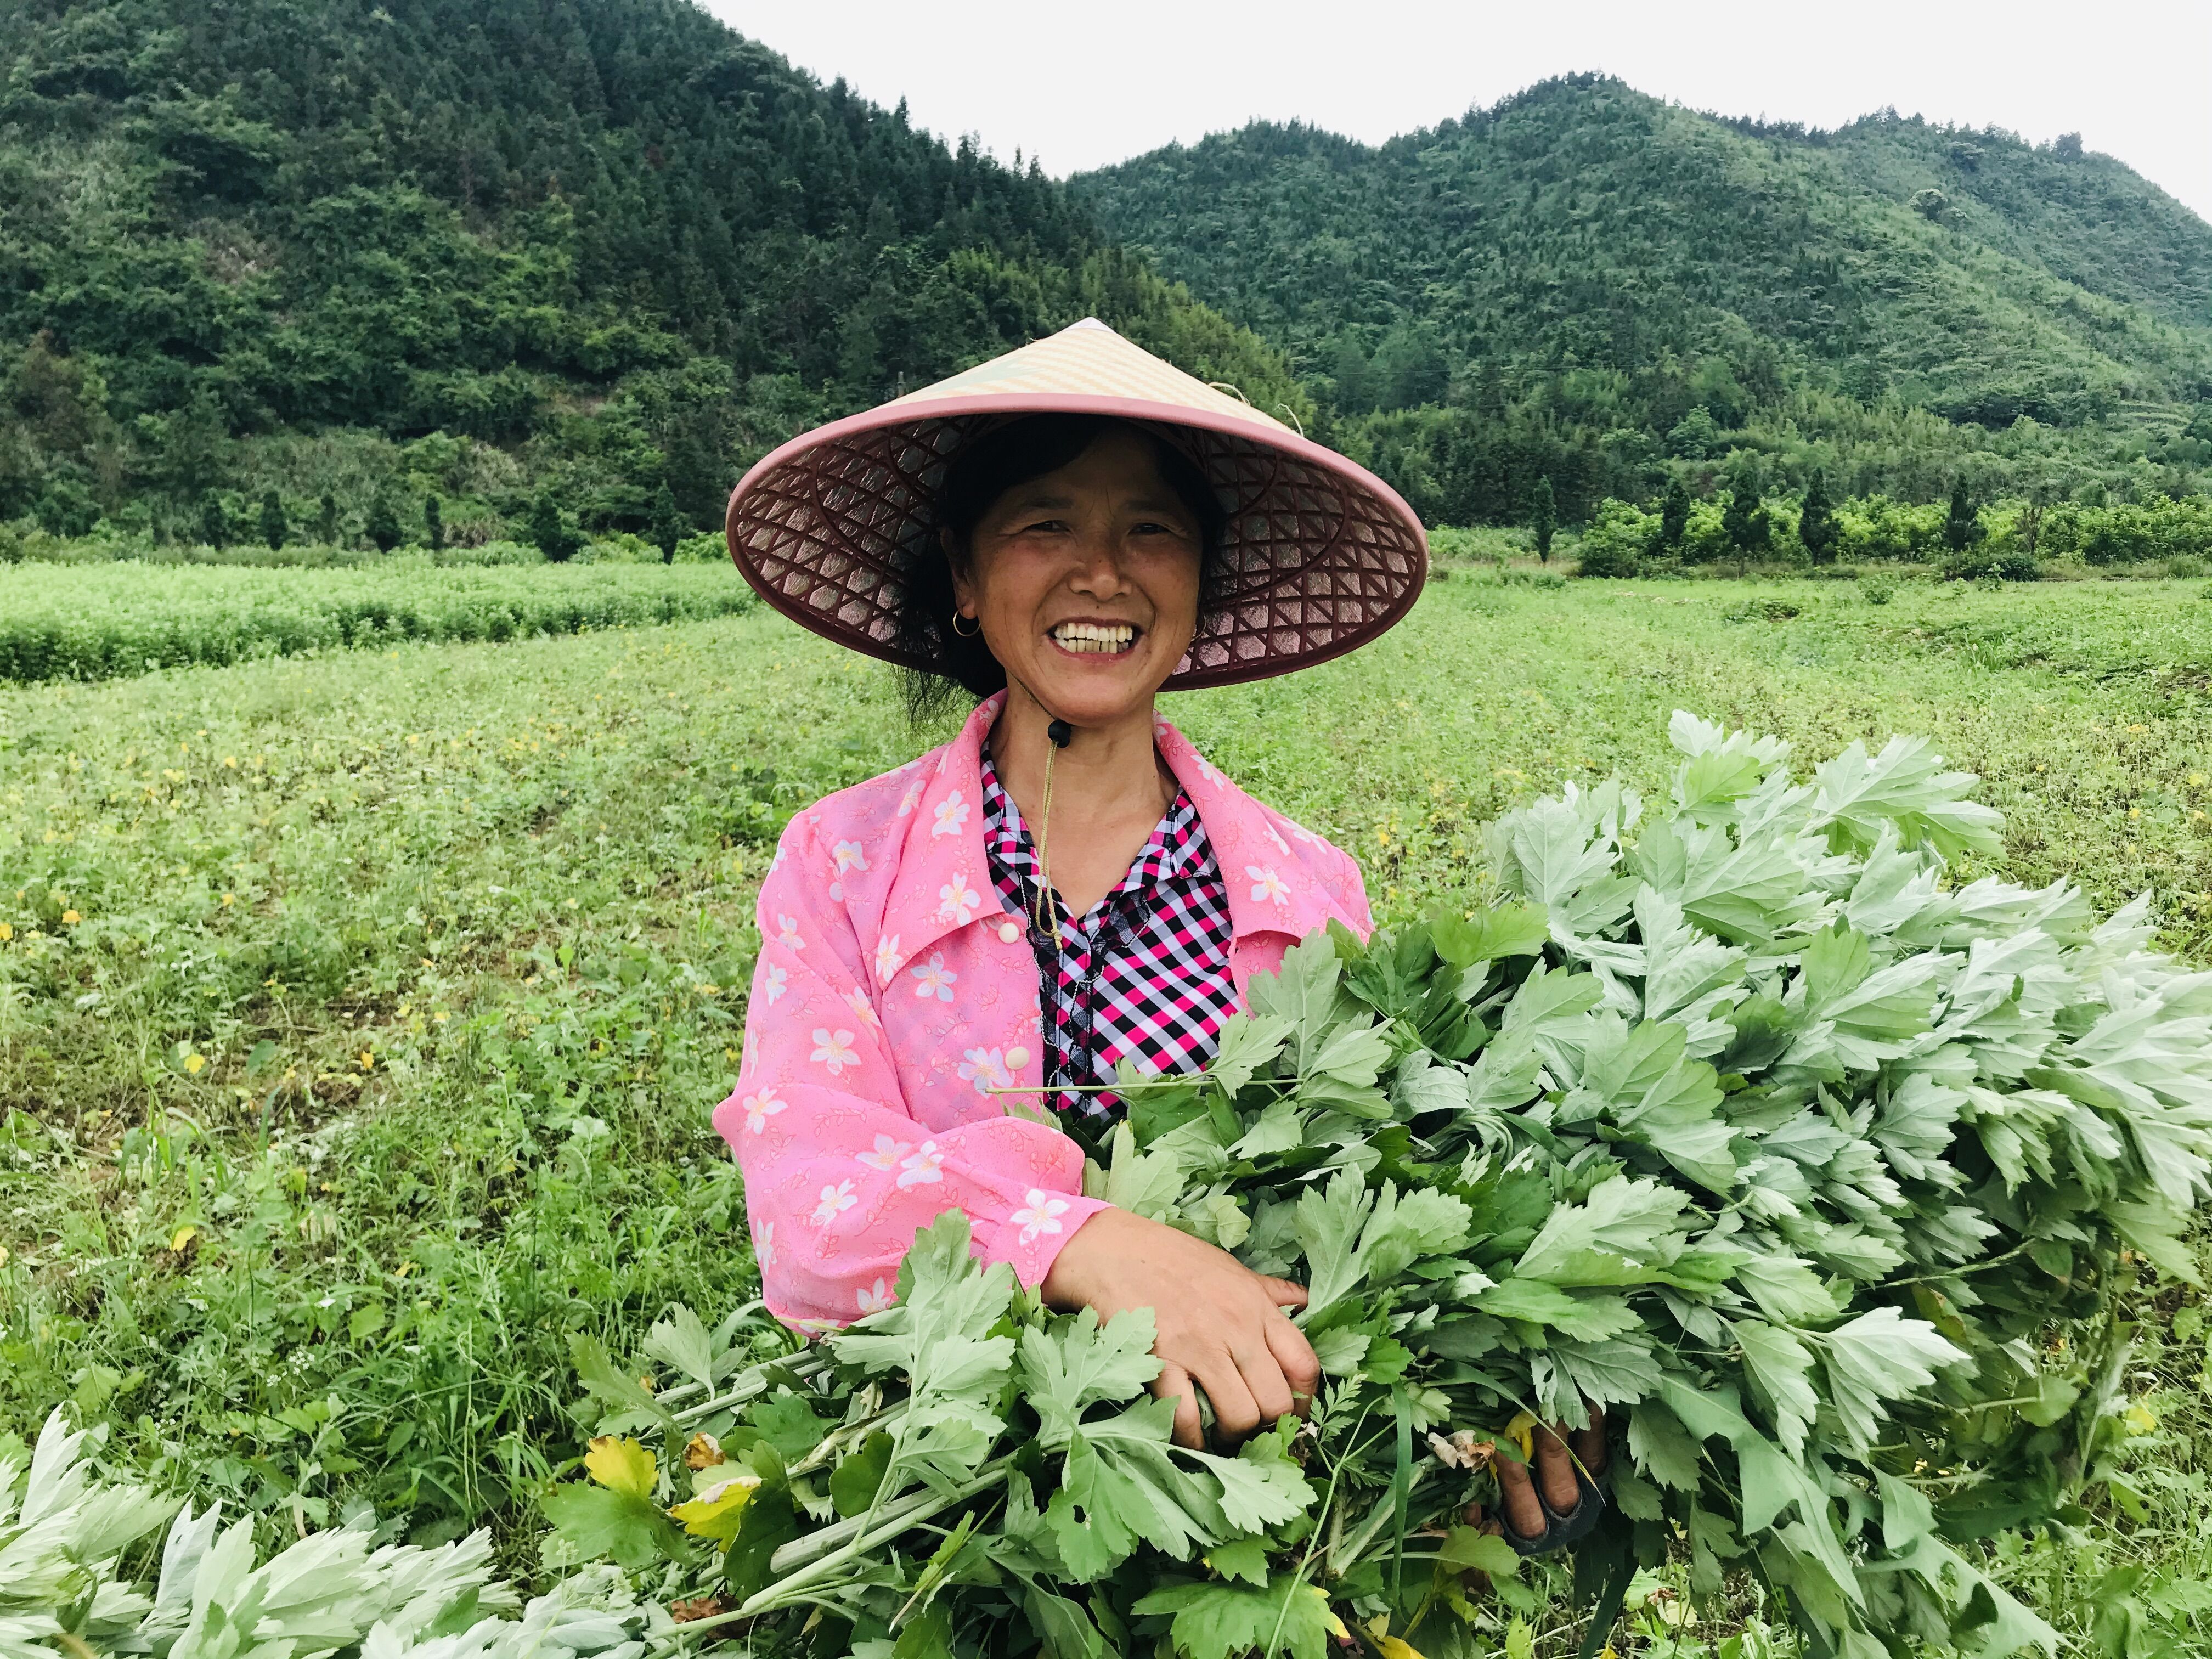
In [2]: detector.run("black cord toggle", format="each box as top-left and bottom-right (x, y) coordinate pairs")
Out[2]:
(1047, 719), (1073, 748)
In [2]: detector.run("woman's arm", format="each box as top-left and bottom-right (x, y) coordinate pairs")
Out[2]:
(718, 815), (1110, 1327)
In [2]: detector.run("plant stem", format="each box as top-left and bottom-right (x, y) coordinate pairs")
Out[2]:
(740, 1459), (1016, 1616)
(672, 1350), (832, 1426)
(764, 1457), (1014, 1575)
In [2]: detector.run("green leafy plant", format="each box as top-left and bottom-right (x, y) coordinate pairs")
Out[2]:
(0, 1408), (655, 1659)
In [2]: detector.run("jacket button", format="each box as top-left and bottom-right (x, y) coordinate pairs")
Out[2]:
(998, 921), (1021, 943)
(1005, 1045), (1031, 1069)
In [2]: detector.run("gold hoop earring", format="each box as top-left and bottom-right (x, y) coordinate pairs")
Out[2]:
(950, 611), (981, 638)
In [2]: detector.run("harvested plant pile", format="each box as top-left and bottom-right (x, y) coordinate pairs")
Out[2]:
(539, 713), (2210, 1658)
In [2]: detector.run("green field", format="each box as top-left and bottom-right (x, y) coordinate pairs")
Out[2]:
(0, 558), (755, 684)
(6, 573), (2211, 1649)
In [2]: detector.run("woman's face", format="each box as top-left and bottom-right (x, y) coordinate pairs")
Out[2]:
(951, 428), (1204, 730)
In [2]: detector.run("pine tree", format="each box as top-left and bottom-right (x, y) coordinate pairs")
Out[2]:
(1530, 475), (1556, 563)
(1798, 470), (1838, 564)
(318, 491), (339, 546)
(198, 492), (228, 549)
(1658, 478), (1690, 550)
(366, 491), (403, 553)
(1722, 482), (1768, 554)
(258, 489), (286, 549)
(528, 489), (583, 563)
(1943, 482), (1983, 551)
(425, 493), (445, 552)
(647, 479), (685, 563)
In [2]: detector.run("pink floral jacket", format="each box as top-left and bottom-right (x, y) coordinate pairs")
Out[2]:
(715, 692), (1373, 1330)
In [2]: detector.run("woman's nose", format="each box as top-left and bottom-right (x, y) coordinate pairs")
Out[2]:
(1066, 531), (1132, 595)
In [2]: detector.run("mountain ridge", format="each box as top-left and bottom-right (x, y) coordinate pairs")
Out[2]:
(1072, 75), (2212, 520)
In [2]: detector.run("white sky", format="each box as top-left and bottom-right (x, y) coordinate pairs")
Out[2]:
(702, 0), (2212, 223)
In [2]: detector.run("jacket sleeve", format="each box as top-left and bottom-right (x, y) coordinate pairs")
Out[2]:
(716, 814), (1109, 1329)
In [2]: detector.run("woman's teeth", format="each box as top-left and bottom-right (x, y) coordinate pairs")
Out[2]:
(1049, 622), (1136, 654)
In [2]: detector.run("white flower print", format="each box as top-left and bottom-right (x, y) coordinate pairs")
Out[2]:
(932, 791), (969, 838)
(898, 1141), (946, 1187)
(1286, 819), (1321, 845)
(774, 913), (804, 951)
(1248, 865), (1291, 907)
(937, 873), (981, 926)
(896, 782), (923, 819)
(1011, 1188), (1071, 1245)
(843, 986), (881, 1030)
(910, 952), (958, 1002)
(810, 1028), (860, 1075)
(1195, 752), (1224, 785)
(828, 882), (843, 902)
(856, 1278), (896, 1314)
(874, 934), (905, 983)
(741, 1088), (788, 1135)
(768, 844), (788, 874)
(856, 1133), (913, 1171)
(755, 1221), (776, 1266)
(832, 839), (870, 873)
(811, 1180), (858, 1226)
(1265, 821), (1291, 856)
(957, 1046), (1012, 1094)
(762, 963), (789, 1005)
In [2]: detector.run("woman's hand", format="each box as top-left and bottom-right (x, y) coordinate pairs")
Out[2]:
(1040, 1206), (1318, 1451)
(1464, 1404), (1608, 1544)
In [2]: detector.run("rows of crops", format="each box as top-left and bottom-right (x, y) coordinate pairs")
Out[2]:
(5, 575), (2212, 1652)
(0, 557), (756, 683)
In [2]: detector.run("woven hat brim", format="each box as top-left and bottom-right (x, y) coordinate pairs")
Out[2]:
(724, 390), (1428, 691)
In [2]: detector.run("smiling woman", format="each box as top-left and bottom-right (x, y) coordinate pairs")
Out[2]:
(709, 320), (1593, 1538)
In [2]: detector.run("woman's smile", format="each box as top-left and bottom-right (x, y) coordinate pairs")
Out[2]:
(1046, 617), (1142, 657)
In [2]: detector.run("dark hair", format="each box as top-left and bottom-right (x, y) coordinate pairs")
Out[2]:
(892, 414), (1229, 724)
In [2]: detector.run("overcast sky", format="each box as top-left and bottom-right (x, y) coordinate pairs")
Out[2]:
(702, 0), (2212, 223)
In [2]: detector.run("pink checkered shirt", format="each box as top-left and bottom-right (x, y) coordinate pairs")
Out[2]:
(979, 751), (1239, 1120)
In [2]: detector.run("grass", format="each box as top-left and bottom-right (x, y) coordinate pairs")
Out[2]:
(4, 573), (2210, 1645)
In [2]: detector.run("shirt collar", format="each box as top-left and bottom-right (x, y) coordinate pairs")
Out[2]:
(879, 693), (1331, 975)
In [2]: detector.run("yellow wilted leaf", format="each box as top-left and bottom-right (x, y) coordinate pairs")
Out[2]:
(669, 1472), (760, 1543)
(2124, 1403), (2158, 1435)
(684, 1432), (726, 1470)
(584, 1435), (657, 1499)
(1502, 1409), (1539, 1462)
(168, 1224), (199, 1252)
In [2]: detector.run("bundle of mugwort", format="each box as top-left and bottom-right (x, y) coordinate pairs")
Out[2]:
(552, 713), (2211, 1659)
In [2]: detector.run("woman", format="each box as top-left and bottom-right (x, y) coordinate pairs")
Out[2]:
(715, 319), (1602, 1550)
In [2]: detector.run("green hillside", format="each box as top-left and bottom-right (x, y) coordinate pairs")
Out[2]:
(0, 0), (1300, 546)
(1072, 76), (2212, 523)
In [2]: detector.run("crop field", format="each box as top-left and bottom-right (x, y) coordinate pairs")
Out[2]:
(0, 559), (755, 685)
(5, 571), (2212, 1649)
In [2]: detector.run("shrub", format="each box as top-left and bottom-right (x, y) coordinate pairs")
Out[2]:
(1573, 498), (1655, 578)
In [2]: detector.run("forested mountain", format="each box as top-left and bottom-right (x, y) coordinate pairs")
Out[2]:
(1073, 77), (2212, 524)
(0, 0), (1299, 544)
(5, 11), (2205, 550)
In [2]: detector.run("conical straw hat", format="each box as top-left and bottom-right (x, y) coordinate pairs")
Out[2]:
(725, 319), (1427, 689)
